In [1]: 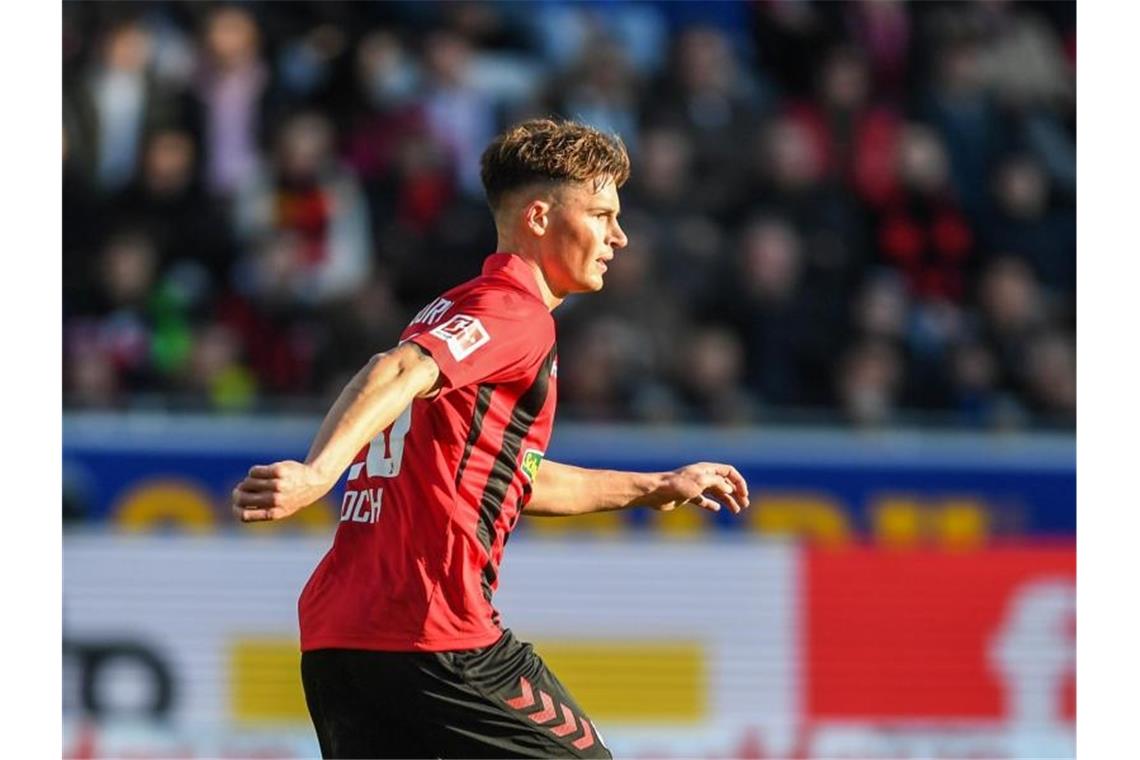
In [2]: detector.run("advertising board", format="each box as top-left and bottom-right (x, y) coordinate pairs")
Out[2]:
(62, 535), (1074, 758)
(63, 414), (1075, 543)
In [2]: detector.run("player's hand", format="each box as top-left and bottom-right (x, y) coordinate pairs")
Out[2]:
(232, 460), (330, 522)
(650, 462), (750, 514)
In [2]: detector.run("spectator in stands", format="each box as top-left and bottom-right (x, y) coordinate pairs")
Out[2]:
(234, 111), (372, 304)
(621, 126), (726, 300)
(179, 322), (258, 411)
(977, 255), (1050, 405)
(354, 30), (421, 116)
(557, 317), (644, 423)
(967, 1), (1078, 207)
(919, 34), (1002, 220)
(382, 131), (495, 306)
(735, 114), (867, 303)
(344, 31), (451, 251)
(275, 22), (351, 110)
(983, 154), (1075, 301)
(876, 124), (975, 304)
(785, 44), (903, 211)
(65, 340), (121, 409)
(529, 0), (668, 77)
(66, 16), (192, 193)
(221, 232), (322, 397)
(65, 230), (161, 398)
(947, 340), (1003, 427)
(837, 339), (904, 428)
(419, 29), (499, 197)
(752, 0), (839, 98)
(853, 271), (911, 346)
(843, 0), (911, 100)
(195, 5), (270, 197)
(310, 270), (408, 402)
(702, 216), (830, 408)
(111, 126), (237, 288)
(551, 39), (640, 153)
(846, 269), (954, 413)
(645, 25), (767, 217)
(1021, 330), (1076, 424)
(58, 1), (1076, 431)
(623, 125), (692, 218)
(673, 326), (759, 426)
(982, 1), (1075, 115)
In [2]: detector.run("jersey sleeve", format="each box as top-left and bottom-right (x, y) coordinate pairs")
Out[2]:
(405, 289), (552, 392)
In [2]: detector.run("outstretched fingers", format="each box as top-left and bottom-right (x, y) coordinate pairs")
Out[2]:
(705, 476), (742, 513)
(685, 493), (723, 512)
(717, 465), (751, 513)
(691, 464), (750, 514)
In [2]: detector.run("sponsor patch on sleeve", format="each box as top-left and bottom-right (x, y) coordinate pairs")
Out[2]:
(521, 449), (545, 483)
(429, 314), (490, 361)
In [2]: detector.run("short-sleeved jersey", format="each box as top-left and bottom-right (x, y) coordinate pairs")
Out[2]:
(299, 253), (558, 652)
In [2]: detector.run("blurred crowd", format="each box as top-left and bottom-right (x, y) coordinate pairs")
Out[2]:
(63, 0), (1076, 429)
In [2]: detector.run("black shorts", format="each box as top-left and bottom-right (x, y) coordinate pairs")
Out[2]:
(300, 629), (612, 759)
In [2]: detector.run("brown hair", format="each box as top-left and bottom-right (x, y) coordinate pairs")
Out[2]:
(480, 118), (630, 210)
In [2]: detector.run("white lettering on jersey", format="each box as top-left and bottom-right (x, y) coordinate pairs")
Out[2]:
(410, 297), (454, 327)
(430, 314), (490, 361)
(365, 406), (412, 478)
(339, 488), (382, 524)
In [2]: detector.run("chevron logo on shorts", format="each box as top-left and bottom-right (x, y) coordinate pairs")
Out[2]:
(502, 676), (597, 750)
(572, 719), (596, 750)
(504, 676), (535, 709)
(528, 692), (556, 723)
(550, 703), (577, 736)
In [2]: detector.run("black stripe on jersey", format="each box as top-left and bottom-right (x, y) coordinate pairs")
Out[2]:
(455, 384), (495, 488)
(481, 562), (498, 606)
(475, 346), (557, 602)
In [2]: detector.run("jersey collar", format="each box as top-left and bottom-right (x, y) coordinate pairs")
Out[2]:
(482, 252), (546, 304)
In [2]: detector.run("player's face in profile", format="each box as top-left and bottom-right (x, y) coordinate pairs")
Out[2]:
(544, 178), (628, 294)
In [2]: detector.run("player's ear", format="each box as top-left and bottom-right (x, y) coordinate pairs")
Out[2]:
(525, 200), (551, 238)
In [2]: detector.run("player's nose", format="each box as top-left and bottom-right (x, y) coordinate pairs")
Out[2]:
(609, 221), (628, 250)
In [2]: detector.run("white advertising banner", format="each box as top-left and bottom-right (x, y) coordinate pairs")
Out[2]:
(63, 535), (1075, 758)
(62, 534), (799, 758)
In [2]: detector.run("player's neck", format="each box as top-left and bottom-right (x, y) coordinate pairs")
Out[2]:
(494, 243), (564, 311)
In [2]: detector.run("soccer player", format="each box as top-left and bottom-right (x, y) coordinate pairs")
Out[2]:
(232, 118), (750, 759)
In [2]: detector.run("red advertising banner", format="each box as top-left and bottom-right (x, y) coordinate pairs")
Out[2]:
(805, 546), (1076, 723)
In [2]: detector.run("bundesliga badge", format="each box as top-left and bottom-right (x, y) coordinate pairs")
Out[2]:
(430, 314), (491, 360)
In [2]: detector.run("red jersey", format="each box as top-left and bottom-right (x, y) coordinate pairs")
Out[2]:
(299, 253), (558, 651)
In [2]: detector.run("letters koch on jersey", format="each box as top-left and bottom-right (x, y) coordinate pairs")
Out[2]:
(430, 314), (491, 361)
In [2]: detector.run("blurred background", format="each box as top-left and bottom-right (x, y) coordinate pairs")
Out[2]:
(61, 1), (1075, 758)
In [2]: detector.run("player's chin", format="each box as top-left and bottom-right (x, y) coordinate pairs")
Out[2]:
(567, 267), (606, 293)
(579, 272), (606, 292)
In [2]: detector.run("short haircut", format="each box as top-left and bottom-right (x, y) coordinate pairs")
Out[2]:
(480, 118), (631, 211)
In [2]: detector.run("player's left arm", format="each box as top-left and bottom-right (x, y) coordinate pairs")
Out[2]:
(525, 460), (750, 517)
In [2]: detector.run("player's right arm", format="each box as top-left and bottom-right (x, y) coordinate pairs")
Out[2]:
(232, 342), (440, 522)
